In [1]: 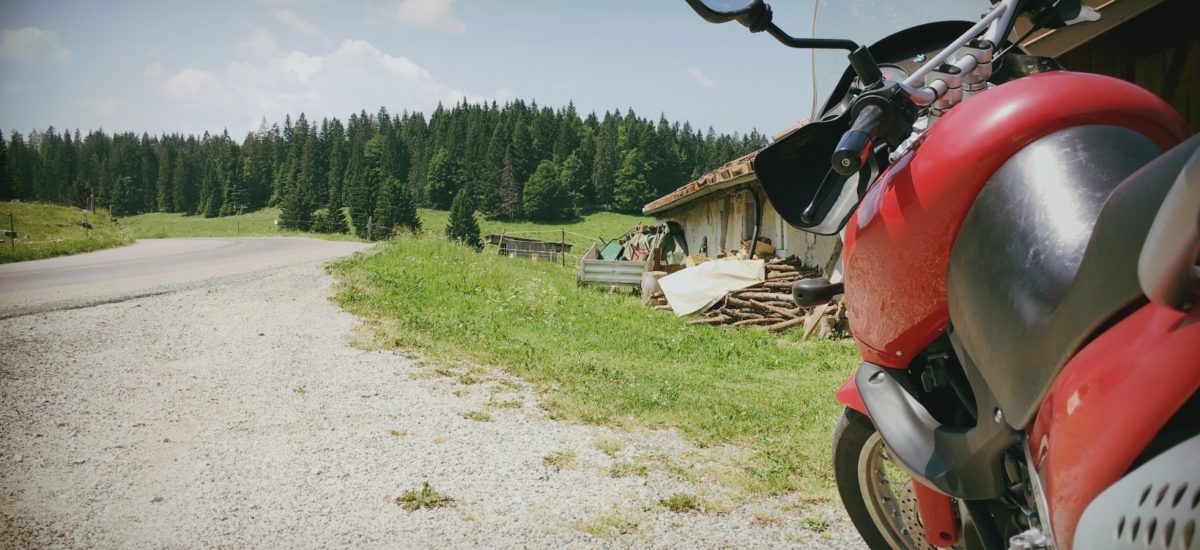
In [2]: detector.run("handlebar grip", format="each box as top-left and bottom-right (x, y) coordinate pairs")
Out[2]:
(831, 104), (884, 176)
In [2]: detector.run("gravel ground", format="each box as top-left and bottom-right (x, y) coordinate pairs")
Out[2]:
(0, 260), (865, 548)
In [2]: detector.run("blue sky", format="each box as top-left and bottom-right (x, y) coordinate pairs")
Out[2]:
(0, 0), (984, 138)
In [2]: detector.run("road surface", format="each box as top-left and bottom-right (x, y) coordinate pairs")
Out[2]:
(0, 237), (372, 318)
(0, 237), (862, 548)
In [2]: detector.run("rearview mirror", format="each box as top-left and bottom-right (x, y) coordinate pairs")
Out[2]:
(684, 0), (769, 27)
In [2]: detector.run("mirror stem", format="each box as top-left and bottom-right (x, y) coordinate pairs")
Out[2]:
(763, 22), (857, 52)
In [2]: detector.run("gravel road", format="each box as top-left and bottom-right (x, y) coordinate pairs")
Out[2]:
(0, 238), (864, 548)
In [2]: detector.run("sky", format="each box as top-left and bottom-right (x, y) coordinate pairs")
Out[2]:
(0, 0), (986, 139)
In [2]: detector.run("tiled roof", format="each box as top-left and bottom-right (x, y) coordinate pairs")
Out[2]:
(642, 150), (759, 215)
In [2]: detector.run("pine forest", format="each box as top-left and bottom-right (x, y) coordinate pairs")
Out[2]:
(0, 99), (767, 239)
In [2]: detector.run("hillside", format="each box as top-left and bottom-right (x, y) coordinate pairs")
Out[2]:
(0, 201), (131, 264)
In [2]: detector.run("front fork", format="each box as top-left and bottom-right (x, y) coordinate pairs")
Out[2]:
(838, 376), (961, 547)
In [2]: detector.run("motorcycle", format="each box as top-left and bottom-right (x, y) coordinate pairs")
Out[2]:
(683, 1), (1199, 548)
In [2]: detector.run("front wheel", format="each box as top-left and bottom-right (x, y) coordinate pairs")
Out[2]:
(833, 407), (944, 550)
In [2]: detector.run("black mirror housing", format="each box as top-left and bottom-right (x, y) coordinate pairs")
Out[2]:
(684, 0), (772, 31)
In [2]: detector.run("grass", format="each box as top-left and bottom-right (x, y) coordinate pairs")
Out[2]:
(329, 233), (860, 495)
(542, 449), (577, 470)
(461, 410), (493, 422)
(395, 482), (453, 511)
(608, 461), (650, 478)
(0, 201), (132, 263)
(418, 208), (651, 253)
(593, 438), (624, 457)
(121, 207), (360, 241)
(659, 493), (700, 513)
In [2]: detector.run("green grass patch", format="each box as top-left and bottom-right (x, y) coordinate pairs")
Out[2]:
(395, 482), (453, 511)
(419, 208), (650, 253)
(461, 410), (492, 422)
(0, 201), (132, 263)
(659, 493), (700, 513)
(121, 207), (361, 241)
(329, 234), (859, 495)
(542, 449), (578, 470)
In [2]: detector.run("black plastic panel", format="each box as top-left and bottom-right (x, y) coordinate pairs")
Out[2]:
(947, 126), (1184, 429)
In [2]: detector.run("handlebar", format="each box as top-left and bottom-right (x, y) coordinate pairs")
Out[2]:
(831, 105), (883, 176)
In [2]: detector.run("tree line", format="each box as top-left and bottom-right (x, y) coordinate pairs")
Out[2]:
(0, 99), (767, 238)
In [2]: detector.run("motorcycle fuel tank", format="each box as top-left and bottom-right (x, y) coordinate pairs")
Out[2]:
(841, 71), (1190, 369)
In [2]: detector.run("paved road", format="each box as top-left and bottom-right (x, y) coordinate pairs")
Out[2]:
(0, 237), (372, 318)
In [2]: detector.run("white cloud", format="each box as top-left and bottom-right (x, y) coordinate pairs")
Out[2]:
(239, 27), (280, 58)
(78, 96), (122, 116)
(273, 9), (321, 37)
(687, 68), (715, 89)
(0, 27), (73, 64)
(373, 0), (465, 33)
(146, 39), (504, 134)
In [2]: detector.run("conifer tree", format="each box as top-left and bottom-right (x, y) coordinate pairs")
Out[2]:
(374, 176), (421, 236)
(497, 147), (521, 220)
(445, 187), (482, 251)
(0, 132), (10, 200)
(424, 148), (463, 209)
(523, 159), (569, 221)
(612, 148), (653, 213)
(558, 151), (588, 213)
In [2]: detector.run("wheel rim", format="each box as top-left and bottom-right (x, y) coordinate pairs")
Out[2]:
(856, 431), (938, 550)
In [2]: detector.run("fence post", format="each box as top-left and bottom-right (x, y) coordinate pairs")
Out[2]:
(367, 215), (374, 241)
(561, 230), (566, 267)
(8, 212), (14, 250)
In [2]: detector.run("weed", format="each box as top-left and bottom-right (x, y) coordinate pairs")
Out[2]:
(461, 411), (492, 422)
(395, 482), (453, 511)
(802, 517), (829, 533)
(542, 449), (577, 470)
(593, 438), (624, 457)
(292, 386), (307, 395)
(607, 461), (649, 478)
(575, 510), (641, 538)
(389, 429), (407, 437)
(489, 399), (523, 409)
(659, 493), (699, 513)
(458, 373), (483, 385)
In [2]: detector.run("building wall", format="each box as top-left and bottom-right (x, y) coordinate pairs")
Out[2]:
(657, 181), (841, 272)
(1055, 0), (1199, 131)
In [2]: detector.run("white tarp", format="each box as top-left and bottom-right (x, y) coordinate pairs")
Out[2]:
(658, 259), (765, 316)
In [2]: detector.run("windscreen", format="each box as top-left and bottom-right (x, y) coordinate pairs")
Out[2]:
(785, 0), (989, 119)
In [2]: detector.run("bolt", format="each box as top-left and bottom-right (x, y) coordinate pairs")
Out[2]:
(840, 158), (852, 168)
(869, 372), (886, 384)
(993, 408), (1004, 423)
(895, 351), (903, 358)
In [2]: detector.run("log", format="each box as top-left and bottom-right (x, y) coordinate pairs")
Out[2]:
(732, 291), (794, 303)
(803, 302), (833, 339)
(749, 300), (799, 319)
(687, 315), (729, 325)
(767, 271), (803, 280)
(730, 317), (782, 328)
(762, 281), (796, 290)
(765, 264), (801, 272)
(654, 304), (673, 311)
(719, 307), (762, 320)
(767, 316), (808, 333)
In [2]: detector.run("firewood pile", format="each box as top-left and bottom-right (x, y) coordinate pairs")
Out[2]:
(646, 257), (849, 338)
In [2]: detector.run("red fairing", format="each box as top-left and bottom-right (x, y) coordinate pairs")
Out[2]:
(1026, 303), (1200, 549)
(835, 376), (867, 415)
(842, 71), (1191, 368)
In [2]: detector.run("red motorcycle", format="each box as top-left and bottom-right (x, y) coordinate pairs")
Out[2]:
(685, 1), (1198, 548)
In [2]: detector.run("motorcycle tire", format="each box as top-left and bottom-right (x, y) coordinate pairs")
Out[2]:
(833, 407), (941, 550)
